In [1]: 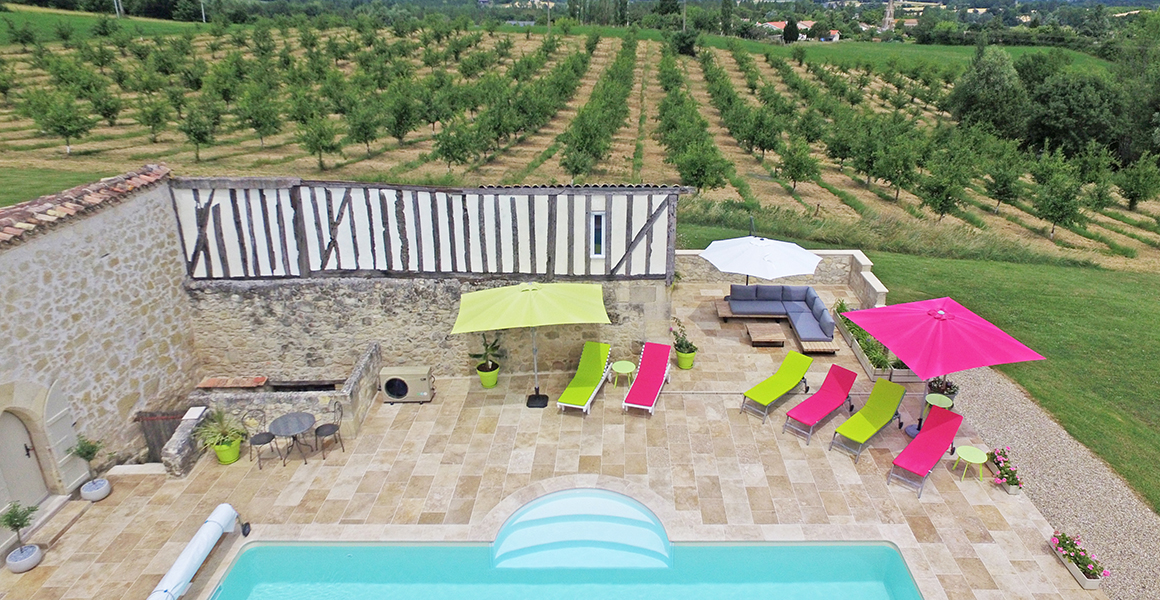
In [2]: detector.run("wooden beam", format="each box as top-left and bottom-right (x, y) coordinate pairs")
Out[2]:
(527, 194), (536, 273)
(228, 189), (251, 277)
(347, 189), (360, 268)
(166, 185), (190, 273)
(257, 189), (277, 275)
(396, 193), (411, 270)
(609, 199), (668, 277)
(584, 194), (592, 277)
(290, 186), (311, 277)
(188, 189), (216, 278)
(478, 194), (489, 273)
(509, 195), (519, 273)
(624, 193), (634, 277)
(210, 203), (230, 278)
(493, 195), (503, 273)
(566, 194), (575, 276)
(309, 187), (326, 272)
(430, 191), (442, 271)
(645, 194), (654, 275)
(665, 193), (678, 286)
(459, 196), (470, 273)
(378, 190), (394, 271)
(545, 194), (557, 279)
(447, 193), (459, 272)
(411, 190), (424, 272)
(274, 190), (293, 275)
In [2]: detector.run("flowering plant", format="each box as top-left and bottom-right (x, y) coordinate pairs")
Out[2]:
(1052, 530), (1110, 580)
(987, 446), (1022, 487)
(927, 375), (959, 395)
(670, 317), (698, 354)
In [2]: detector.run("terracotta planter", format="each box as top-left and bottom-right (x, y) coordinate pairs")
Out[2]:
(1053, 548), (1102, 590)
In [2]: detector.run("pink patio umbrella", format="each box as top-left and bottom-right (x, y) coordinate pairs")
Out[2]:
(842, 297), (1045, 436)
(841, 297), (1045, 382)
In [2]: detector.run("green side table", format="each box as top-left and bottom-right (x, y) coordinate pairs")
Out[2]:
(953, 446), (988, 481)
(611, 360), (636, 388)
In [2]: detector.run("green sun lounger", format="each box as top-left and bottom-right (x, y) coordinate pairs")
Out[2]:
(740, 351), (814, 423)
(556, 342), (611, 415)
(828, 378), (906, 462)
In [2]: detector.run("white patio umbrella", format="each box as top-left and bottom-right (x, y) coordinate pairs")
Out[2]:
(699, 236), (822, 284)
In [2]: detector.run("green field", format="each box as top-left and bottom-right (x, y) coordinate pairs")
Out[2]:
(502, 25), (1111, 72)
(0, 167), (114, 207)
(0, 4), (200, 45)
(677, 222), (1160, 512)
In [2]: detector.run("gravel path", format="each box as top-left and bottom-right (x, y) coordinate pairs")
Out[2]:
(956, 367), (1159, 600)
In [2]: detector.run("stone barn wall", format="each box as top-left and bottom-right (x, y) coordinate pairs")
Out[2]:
(0, 167), (200, 466)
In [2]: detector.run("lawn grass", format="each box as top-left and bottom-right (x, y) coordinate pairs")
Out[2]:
(0, 4), (200, 46)
(869, 251), (1160, 513)
(0, 167), (113, 207)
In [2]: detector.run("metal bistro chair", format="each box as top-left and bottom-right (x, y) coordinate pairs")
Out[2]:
(242, 409), (281, 470)
(315, 400), (345, 459)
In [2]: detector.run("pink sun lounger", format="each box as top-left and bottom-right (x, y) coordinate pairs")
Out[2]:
(888, 406), (963, 497)
(782, 365), (858, 444)
(623, 342), (672, 415)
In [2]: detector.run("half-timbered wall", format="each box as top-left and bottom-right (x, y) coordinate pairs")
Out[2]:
(170, 179), (691, 282)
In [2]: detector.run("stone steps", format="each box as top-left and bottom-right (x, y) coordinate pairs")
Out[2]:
(27, 500), (90, 549)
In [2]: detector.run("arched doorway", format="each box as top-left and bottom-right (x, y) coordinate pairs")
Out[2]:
(0, 411), (49, 507)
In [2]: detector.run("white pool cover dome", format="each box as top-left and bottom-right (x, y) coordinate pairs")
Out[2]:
(492, 489), (672, 569)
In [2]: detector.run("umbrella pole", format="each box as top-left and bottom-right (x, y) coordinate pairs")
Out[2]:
(526, 327), (549, 408)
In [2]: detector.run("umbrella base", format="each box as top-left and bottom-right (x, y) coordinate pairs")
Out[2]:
(903, 424), (921, 439)
(526, 394), (550, 408)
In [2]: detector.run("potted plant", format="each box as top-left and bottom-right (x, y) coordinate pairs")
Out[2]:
(927, 375), (959, 401)
(1050, 530), (1109, 590)
(469, 332), (506, 389)
(194, 410), (247, 465)
(3, 501), (42, 573)
(986, 446), (1022, 495)
(671, 317), (698, 369)
(69, 434), (112, 502)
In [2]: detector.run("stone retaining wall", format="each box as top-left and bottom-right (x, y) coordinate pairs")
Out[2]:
(184, 278), (669, 379)
(675, 249), (887, 308)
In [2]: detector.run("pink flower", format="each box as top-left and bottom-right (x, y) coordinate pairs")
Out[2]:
(1101, 569), (1110, 578)
(1051, 537), (1058, 545)
(1088, 564), (1094, 570)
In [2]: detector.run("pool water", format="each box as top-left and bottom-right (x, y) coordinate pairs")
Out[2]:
(211, 490), (922, 600)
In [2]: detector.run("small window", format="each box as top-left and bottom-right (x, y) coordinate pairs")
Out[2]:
(590, 212), (605, 258)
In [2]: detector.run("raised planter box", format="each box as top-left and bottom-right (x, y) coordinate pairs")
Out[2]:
(1053, 547), (1102, 590)
(986, 461), (1021, 495)
(835, 312), (891, 381)
(889, 367), (922, 383)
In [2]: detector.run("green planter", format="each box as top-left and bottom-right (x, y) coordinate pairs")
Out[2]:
(212, 438), (242, 465)
(676, 351), (696, 370)
(477, 363), (500, 388)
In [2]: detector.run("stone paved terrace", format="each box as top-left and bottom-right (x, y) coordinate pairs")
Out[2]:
(0, 283), (1110, 600)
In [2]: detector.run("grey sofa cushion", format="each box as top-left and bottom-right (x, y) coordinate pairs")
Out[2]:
(730, 285), (756, 301)
(791, 311), (831, 341)
(809, 295), (827, 315)
(784, 301), (811, 314)
(756, 285), (783, 300)
(731, 300), (786, 315)
(817, 310), (836, 338)
(783, 286), (810, 301)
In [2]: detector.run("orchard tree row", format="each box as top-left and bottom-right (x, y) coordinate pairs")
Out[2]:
(560, 31), (639, 179)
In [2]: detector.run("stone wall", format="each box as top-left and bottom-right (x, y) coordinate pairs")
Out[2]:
(186, 342), (381, 445)
(0, 184), (200, 466)
(184, 278), (670, 379)
(675, 249), (887, 308)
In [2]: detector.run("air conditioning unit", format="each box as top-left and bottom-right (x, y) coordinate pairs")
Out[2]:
(379, 366), (434, 404)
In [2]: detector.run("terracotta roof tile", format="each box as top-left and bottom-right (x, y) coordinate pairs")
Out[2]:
(0, 165), (171, 249)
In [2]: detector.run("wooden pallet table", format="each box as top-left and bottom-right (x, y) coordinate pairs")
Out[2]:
(799, 340), (842, 354)
(745, 323), (786, 347)
(715, 300), (781, 323)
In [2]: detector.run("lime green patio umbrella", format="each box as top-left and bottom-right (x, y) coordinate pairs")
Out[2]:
(451, 282), (610, 407)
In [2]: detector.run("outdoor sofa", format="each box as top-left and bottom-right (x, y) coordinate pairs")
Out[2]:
(719, 285), (837, 346)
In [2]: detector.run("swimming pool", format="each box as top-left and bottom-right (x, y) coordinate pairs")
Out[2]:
(210, 490), (922, 600)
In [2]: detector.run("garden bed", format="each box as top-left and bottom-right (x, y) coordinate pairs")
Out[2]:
(834, 301), (911, 382)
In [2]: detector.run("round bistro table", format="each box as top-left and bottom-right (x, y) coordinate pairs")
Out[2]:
(269, 412), (316, 465)
(611, 361), (636, 388)
(953, 446), (988, 482)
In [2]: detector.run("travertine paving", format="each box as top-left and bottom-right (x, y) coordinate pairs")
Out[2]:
(0, 283), (1110, 600)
